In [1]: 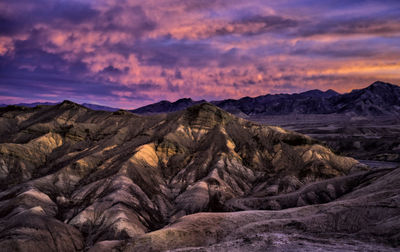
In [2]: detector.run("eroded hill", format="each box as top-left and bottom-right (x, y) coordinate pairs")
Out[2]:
(0, 102), (398, 251)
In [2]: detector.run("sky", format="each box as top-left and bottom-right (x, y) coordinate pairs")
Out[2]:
(1, 0), (400, 109)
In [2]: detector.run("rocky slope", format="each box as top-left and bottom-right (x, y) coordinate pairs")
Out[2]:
(0, 102), (398, 251)
(126, 167), (400, 251)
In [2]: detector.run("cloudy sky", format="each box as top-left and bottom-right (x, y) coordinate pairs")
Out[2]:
(1, 0), (400, 108)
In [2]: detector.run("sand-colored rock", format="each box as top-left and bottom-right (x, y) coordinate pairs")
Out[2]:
(0, 102), (396, 251)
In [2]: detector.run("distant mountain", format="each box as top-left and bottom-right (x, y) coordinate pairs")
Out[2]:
(131, 98), (206, 114)
(0, 102), (119, 112)
(296, 89), (339, 98)
(213, 89), (339, 115)
(131, 81), (400, 116)
(0, 102), (58, 107)
(330, 81), (400, 116)
(3, 81), (399, 116)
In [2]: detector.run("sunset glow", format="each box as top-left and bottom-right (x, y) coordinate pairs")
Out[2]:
(1, 0), (400, 108)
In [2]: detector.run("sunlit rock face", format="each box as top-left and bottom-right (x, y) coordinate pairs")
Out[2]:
(1, 101), (399, 251)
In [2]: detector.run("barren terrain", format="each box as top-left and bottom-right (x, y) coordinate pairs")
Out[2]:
(0, 102), (398, 251)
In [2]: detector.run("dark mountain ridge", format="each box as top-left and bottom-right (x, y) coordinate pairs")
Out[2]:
(0, 102), (119, 112)
(3, 81), (398, 116)
(131, 81), (400, 116)
(331, 81), (400, 115)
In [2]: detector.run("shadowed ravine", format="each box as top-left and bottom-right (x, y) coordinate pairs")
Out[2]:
(0, 102), (399, 251)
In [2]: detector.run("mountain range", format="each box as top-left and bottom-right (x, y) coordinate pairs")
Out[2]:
(0, 102), (120, 112)
(131, 81), (400, 116)
(0, 101), (399, 251)
(2, 81), (399, 117)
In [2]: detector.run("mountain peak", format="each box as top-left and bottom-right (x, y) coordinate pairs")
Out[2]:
(300, 89), (338, 98)
(61, 100), (75, 104)
(369, 81), (398, 89)
(325, 89), (339, 96)
(175, 98), (193, 103)
(184, 102), (219, 115)
(132, 98), (205, 114)
(58, 100), (85, 110)
(182, 102), (232, 128)
(348, 81), (399, 95)
(186, 102), (224, 113)
(371, 80), (392, 85)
